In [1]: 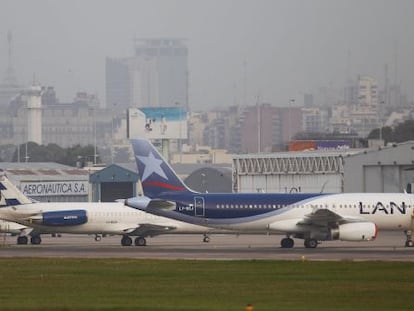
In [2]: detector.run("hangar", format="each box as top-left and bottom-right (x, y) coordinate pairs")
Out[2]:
(184, 166), (232, 193)
(0, 162), (89, 202)
(343, 142), (414, 193)
(232, 141), (414, 194)
(0, 162), (140, 203)
(89, 164), (139, 202)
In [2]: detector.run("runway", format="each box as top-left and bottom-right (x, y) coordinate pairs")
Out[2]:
(1, 231), (414, 261)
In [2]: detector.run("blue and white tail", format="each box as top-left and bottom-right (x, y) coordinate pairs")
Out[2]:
(0, 176), (32, 207)
(130, 138), (195, 198)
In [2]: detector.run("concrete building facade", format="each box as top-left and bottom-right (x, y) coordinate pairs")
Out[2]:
(106, 38), (188, 110)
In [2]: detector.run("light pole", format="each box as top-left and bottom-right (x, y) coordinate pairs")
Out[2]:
(111, 103), (117, 164)
(288, 98), (295, 143)
(379, 100), (385, 145)
(175, 102), (183, 162)
(93, 106), (97, 165)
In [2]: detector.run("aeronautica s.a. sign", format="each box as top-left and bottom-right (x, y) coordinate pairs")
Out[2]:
(21, 181), (89, 197)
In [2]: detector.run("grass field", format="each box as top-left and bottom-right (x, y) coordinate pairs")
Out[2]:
(0, 258), (414, 310)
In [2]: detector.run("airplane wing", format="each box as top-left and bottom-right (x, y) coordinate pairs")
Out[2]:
(129, 223), (177, 237)
(299, 208), (370, 227)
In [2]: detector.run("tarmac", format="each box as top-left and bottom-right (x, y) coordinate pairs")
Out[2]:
(0, 231), (413, 261)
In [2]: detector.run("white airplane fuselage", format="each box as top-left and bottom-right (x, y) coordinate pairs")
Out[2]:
(0, 201), (214, 236)
(211, 193), (414, 232)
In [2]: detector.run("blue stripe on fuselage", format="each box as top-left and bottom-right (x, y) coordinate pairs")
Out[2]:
(157, 192), (325, 219)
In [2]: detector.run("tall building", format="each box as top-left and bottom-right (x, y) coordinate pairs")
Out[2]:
(106, 38), (188, 110)
(0, 31), (23, 109)
(357, 75), (378, 107)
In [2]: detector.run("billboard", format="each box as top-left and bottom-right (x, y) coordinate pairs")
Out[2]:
(127, 107), (187, 139)
(289, 140), (351, 152)
(288, 141), (317, 151)
(316, 140), (351, 151)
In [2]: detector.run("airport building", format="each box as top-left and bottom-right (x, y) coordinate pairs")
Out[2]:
(0, 163), (141, 203)
(0, 162), (90, 202)
(232, 141), (414, 194)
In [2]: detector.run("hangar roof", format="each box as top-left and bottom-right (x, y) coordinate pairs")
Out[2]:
(233, 149), (363, 160)
(184, 166), (232, 193)
(0, 162), (89, 182)
(89, 164), (139, 183)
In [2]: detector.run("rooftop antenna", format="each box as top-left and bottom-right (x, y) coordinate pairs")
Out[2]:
(394, 40), (398, 88)
(4, 30), (18, 85)
(256, 92), (261, 153)
(242, 60), (247, 106)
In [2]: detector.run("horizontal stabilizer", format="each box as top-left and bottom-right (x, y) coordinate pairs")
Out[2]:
(125, 196), (176, 211)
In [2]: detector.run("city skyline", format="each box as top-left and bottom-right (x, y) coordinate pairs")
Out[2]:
(1, 0), (413, 110)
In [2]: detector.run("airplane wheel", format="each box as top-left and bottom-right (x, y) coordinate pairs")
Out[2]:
(17, 236), (28, 245)
(121, 236), (132, 246)
(281, 238), (294, 248)
(30, 236), (42, 245)
(95, 235), (102, 242)
(203, 236), (210, 243)
(405, 240), (413, 247)
(135, 237), (147, 246)
(304, 238), (318, 249)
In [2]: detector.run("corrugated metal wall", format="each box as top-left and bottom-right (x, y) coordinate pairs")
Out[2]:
(238, 173), (341, 193)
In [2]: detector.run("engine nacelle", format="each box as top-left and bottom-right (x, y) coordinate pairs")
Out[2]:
(31, 210), (88, 226)
(331, 222), (377, 241)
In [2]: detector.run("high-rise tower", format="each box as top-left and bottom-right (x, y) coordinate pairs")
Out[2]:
(0, 31), (23, 108)
(26, 85), (42, 145)
(106, 38), (188, 110)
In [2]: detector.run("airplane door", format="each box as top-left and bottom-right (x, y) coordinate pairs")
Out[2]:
(194, 196), (205, 217)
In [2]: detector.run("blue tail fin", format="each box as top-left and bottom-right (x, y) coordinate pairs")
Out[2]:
(130, 138), (195, 197)
(0, 177), (32, 207)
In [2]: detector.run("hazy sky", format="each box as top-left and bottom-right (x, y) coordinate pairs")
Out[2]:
(1, 0), (413, 110)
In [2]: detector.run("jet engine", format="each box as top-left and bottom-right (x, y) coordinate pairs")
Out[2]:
(331, 222), (377, 241)
(29, 210), (88, 226)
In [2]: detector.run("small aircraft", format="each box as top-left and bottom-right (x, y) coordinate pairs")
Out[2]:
(0, 176), (221, 246)
(126, 138), (414, 248)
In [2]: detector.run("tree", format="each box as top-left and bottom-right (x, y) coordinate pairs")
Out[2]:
(368, 120), (414, 144)
(10, 143), (100, 166)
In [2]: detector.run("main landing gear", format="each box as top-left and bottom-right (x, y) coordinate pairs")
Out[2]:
(280, 237), (294, 248)
(304, 238), (318, 249)
(17, 235), (42, 245)
(121, 235), (147, 246)
(280, 237), (319, 248)
(17, 236), (28, 245)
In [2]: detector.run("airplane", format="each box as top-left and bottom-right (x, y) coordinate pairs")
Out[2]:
(0, 180), (35, 242)
(0, 219), (29, 236)
(0, 176), (223, 246)
(126, 138), (414, 248)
